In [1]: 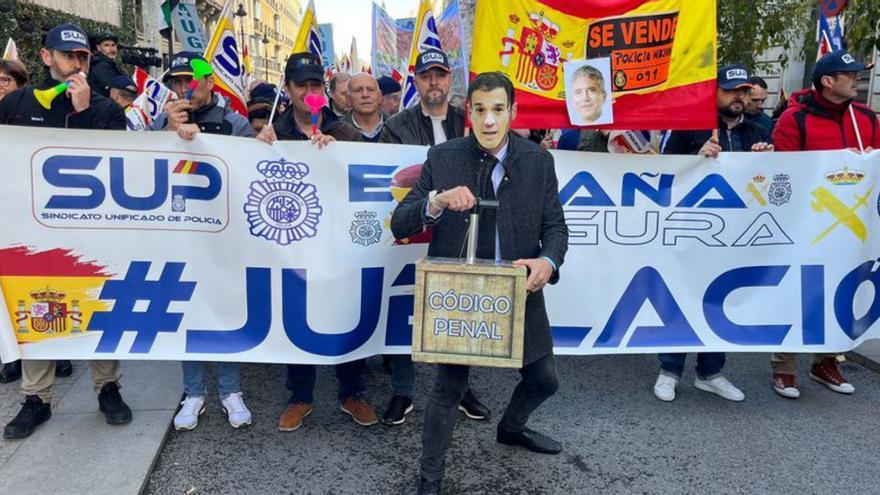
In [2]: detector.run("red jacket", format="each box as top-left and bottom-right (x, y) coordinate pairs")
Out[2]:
(772, 89), (880, 151)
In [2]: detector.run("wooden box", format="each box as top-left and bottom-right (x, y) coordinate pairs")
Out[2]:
(412, 257), (527, 368)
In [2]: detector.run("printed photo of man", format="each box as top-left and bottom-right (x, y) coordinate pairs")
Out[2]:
(564, 59), (613, 126)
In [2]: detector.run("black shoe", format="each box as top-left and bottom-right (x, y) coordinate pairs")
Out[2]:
(0, 361), (22, 383)
(55, 360), (73, 377)
(458, 389), (490, 420)
(496, 425), (562, 454)
(3, 395), (51, 440)
(382, 395), (414, 426)
(416, 477), (442, 495)
(98, 382), (132, 425)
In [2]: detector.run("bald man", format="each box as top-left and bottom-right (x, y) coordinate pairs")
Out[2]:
(343, 73), (388, 142)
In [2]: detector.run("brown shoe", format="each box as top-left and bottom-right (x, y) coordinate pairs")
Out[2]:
(278, 403), (312, 431)
(771, 373), (800, 399)
(341, 396), (378, 426)
(810, 357), (855, 394)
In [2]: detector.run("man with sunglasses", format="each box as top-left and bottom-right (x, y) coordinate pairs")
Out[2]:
(0, 23), (130, 441)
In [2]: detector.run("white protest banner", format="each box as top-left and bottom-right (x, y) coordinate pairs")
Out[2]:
(1, 124), (879, 364)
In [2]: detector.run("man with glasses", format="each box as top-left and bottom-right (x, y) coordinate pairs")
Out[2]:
(770, 49), (879, 399)
(0, 23), (129, 440)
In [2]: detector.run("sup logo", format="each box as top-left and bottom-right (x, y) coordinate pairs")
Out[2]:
(32, 148), (229, 232)
(244, 158), (323, 245)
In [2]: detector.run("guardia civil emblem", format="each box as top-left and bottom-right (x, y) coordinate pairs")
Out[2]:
(768, 174), (792, 206)
(244, 158), (322, 245)
(350, 210), (382, 247)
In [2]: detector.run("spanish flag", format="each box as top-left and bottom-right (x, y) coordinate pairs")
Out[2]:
(471, 0), (716, 130)
(293, 0), (323, 61)
(0, 247), (111, 343)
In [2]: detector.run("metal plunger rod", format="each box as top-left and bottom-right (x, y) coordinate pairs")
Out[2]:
(465, 199), (500, 265)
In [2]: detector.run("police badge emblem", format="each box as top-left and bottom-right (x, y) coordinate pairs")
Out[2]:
(172, 194), (186, 212)
(768, 174), (792, 206)
(244, 158), (323, 245)
(350, 211), (382, 246)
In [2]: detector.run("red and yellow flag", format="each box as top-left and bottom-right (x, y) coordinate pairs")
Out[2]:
(471, 0), (716, 130)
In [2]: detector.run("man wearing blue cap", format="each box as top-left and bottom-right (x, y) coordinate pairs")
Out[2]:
(773, 49), (878, 152)
(769, 49), (878, 400)
(655, 64), (774, 404)
(377, 75), (402, 116)
(0, 23), (130, 441)
(0, 23), (125, 129)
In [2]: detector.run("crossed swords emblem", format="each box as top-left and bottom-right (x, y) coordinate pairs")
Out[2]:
(810, 186), (874, 244)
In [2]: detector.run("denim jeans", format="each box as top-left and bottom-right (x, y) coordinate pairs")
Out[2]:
(420, 354), (559, 481)
(390, 354), (414, 397)
(285, 360), (365, 404)
(181, 361), (241, 399)
(658, 353), (725, 379)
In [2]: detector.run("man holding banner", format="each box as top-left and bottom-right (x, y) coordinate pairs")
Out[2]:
(0, 23), (131, 440)
(391, 72), (568, 494)
(769, 49), (878, 399)
(656, 64), (773, 403)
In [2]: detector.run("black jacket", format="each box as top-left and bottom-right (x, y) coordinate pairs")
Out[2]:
(0, 75), (126, 130)
(380, 104), (466, 145)
(273, 105), (361, 142)
(88, 52), (124, 97)
(150, 93), (255, 137)
(390, 133), (568, 366)
(662, 115), (772, 154)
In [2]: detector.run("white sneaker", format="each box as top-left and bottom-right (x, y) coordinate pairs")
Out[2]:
(221, 392), (253, 428)
(695, 375), (745, 402)
(653, 373), (677, 401)
(174, 396), (206, 430)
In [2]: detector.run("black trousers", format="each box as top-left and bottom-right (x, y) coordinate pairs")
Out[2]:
(419, 353), (559, 481)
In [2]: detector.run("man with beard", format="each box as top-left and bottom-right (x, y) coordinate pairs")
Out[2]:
(569, 64), (607, 124)
(377, 49), (488, 429)
(662, 64), (773, 157)
(391, 71), (568, 495)
(380, 49), (466, 145)
(88, 32), (124, 97)
(655, 64), (772, 403)
(768, 49), (878, 400)
(0, 24), (130, 440)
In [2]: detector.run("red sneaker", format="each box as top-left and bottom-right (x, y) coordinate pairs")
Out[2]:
(809, 358), (855, 394)
(772, 373), (799, 399)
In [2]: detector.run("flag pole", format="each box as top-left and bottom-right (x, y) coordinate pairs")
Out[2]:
(848, 105), (865, 152)
(267, 74), (285, 125)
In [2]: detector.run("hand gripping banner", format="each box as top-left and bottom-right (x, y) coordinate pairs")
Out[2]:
(1, 125), (879, 364)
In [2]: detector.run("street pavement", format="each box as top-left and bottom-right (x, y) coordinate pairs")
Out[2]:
(145, 354), (880, 495)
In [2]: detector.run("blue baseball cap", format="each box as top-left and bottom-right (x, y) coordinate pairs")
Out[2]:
(813, 49), (874, 79)
(717, 64), (751, 90)
(109, 75), (137, 93)
(377, 76), (401, 95)
(45, 24), (91, 53)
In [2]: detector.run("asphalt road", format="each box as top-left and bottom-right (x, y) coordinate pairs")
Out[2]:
(145, 354), (880, 494)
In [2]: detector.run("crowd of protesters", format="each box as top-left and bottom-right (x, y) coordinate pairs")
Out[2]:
(1, 24), (879, 481)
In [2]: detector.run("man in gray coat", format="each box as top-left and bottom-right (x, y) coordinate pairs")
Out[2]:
(391, 72), (568, 495)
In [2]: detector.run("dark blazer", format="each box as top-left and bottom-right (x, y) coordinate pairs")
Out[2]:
(391, 133), (568, 366)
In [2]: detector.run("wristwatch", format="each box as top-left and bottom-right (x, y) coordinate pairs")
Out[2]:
(428, 189), (443, 210)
